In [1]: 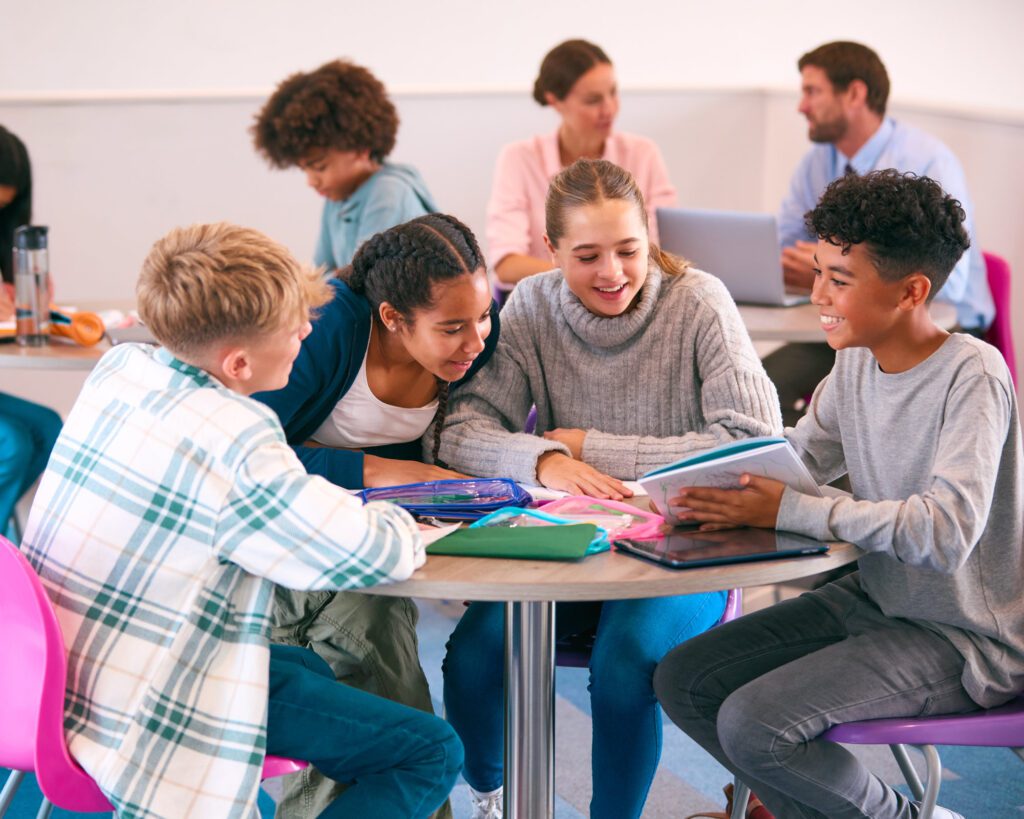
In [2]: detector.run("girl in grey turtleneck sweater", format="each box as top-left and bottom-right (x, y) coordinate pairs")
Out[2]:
(438, 159), (782, 819)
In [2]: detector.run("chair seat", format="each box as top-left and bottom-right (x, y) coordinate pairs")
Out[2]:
(823, 696), (1024, 747)
(262, 755), (309, 779)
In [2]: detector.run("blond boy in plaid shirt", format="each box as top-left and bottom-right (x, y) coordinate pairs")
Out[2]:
(21, 223), (462, 818)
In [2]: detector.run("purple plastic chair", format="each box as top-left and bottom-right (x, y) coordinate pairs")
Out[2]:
(0, 535), (307, 817)
(983, 251), (1017, 388)
(730, 694), (1024, 819)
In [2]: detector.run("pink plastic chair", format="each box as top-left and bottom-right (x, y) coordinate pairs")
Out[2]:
(730, 694), (1024, 819)
(983, 251), (1017, 388)
(0, 535), (307, 816)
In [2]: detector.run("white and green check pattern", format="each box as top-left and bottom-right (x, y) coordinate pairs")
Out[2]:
(22, 344), (422, 818)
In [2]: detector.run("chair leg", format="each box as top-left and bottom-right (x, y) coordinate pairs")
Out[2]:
(33, 798), (54, 819)
(917, 744), (942, 819)
(0, 770), (26, 817)
(730, 777), (751, 819)
(889, 743), (925, 801)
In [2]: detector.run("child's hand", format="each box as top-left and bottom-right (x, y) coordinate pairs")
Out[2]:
(670, 474), (784, 528)
(542, 427), (586, 460)
(536, 452), (631, 500)
(363, 454), (469, 488)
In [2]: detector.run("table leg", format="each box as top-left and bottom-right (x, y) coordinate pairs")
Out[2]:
(503, 600), (555, 818)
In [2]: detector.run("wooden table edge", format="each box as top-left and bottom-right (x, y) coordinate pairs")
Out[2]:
(358, 541), (862, 602)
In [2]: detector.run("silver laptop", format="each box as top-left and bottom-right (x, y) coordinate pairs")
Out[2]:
(656, 207), (810, 307)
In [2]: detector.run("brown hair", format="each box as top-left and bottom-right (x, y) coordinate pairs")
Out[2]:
(545, 158), (689, 277)
(137, 222), (332, 356)
(532, 39), (612, 106)
(252, 59), (399, 167)
(798, 41), (890, 116)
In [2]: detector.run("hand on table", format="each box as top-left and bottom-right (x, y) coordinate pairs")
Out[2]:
(670, 474), (784, 529)
(535, 452), (632, 500)
(781, 240), (817, 290)
(542, 427), (586, 460)
(363, 453), (469, 488)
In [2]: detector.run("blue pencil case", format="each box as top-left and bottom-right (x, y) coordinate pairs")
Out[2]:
(359, 478), (531, 521)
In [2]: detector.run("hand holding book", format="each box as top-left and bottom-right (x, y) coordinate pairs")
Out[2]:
(672, 473), (786, 529)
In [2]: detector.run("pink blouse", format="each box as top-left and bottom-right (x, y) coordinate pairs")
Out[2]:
(485, 130), (678, 266)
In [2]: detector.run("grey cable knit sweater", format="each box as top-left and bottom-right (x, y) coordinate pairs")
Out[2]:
(439, 265), (783, 481)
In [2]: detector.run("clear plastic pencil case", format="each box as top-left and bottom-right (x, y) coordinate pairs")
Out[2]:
(537, 496), (665, 540)
(469, 507), (611, 555)
(359, 478), (531, 521)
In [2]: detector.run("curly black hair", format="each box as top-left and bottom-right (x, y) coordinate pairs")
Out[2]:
(344, 213), (487, 465)
(805, 170), (970, 298)
(252, 59), (398, 167)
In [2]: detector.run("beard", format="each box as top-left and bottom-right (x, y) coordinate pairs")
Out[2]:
(808, 113), (849, 144)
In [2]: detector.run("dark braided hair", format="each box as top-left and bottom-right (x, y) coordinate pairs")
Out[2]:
(344, 213), (486, 465)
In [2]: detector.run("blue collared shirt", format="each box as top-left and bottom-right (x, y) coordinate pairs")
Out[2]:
(778, 118), (994, 330)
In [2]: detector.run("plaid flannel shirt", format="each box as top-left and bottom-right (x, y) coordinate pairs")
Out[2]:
(21, 344), (422, 818)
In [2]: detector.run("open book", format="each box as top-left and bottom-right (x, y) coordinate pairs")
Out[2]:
(640, 436), (822, 525)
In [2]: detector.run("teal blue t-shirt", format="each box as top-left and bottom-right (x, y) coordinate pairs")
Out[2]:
(313, 163), (437, 270)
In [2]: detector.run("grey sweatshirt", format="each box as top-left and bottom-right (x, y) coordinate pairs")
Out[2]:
(779, 334), (1024, 708)
(439, 265), (782, 481)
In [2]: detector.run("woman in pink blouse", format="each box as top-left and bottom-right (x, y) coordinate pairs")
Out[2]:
(487, 39), (678, 285)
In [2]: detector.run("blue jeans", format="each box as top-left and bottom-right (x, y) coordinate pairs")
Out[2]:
(443, 592), (726, 819)
(0, 392), (62, 536)
(267, 644), (463, 819)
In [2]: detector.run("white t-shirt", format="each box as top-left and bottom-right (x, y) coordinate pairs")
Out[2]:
(310, 346), (439, 448)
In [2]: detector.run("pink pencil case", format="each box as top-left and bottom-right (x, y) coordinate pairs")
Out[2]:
(538, 496), (664, 540)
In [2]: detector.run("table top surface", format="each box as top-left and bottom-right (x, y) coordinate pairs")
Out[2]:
(361, 537), (861, 602)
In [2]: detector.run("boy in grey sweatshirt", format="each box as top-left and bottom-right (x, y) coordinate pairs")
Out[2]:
(653, 169), (1022, 819)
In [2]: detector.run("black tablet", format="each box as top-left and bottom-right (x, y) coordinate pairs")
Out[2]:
(615, 527), (828, 569)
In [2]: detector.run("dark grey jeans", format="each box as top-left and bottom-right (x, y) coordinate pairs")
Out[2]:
(653, 573), (978, 818)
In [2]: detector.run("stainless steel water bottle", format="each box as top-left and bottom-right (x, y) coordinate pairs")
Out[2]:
(13, 225), (49, 346)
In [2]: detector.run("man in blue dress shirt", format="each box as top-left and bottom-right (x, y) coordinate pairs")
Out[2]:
(767, 41), (994, 425)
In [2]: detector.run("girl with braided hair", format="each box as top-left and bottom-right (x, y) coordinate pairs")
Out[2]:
(254, 212), (498, 819)
(441, 159), (782, 819)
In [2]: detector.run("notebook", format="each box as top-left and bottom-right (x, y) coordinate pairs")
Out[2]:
(656, 207), (810, 307)
(639, 436), (822, 526)
(615, 526), (829, 569)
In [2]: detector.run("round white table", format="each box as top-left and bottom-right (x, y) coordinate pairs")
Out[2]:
(363, 538), (862, 819)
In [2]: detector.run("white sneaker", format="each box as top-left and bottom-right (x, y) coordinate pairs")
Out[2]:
(468, 786), (503, 819)
(928, 806), (965, 819)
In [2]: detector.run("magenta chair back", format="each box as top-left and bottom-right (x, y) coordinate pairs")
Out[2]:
(983, 251), (1017, 388)
(0, 535), (306, 815)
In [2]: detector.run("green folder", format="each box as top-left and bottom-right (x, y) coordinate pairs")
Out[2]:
(426, 523), (599, 561)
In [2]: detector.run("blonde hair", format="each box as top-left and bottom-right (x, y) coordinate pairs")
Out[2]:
(137, 222), (331, 356)
(545, 158), (690, 277)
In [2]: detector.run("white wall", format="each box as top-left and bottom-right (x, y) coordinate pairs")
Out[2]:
(3, 0), (1023, 413)
(4, 0), (1024, 115)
